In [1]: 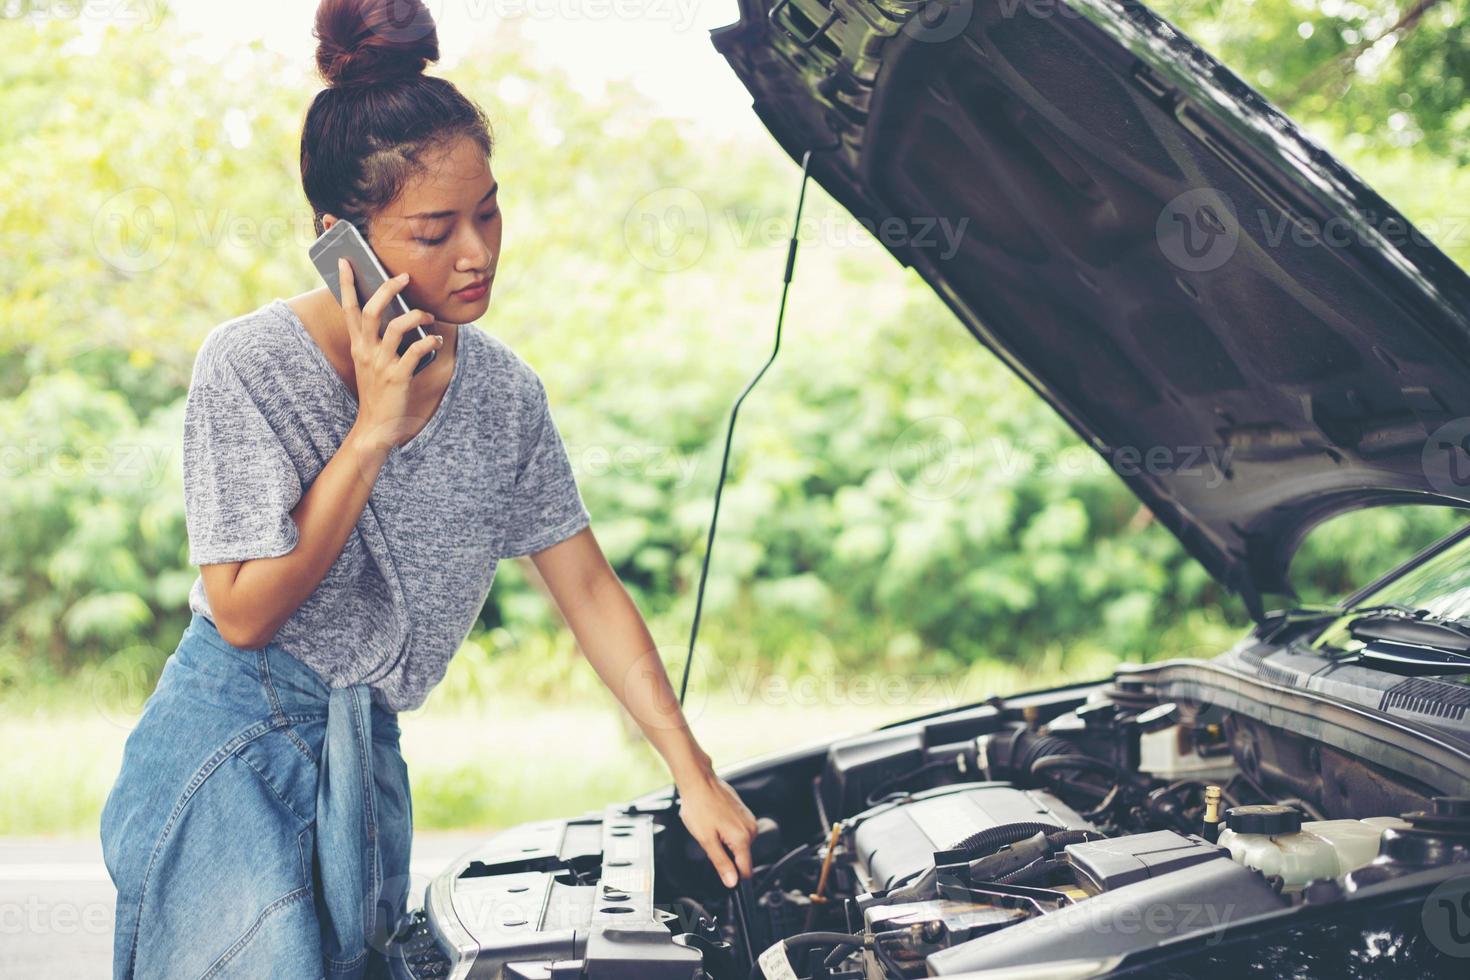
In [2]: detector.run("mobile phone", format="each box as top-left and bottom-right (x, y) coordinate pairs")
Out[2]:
(308, 219), (437, 376)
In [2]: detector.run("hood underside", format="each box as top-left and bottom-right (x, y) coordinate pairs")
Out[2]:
(710, 0), (1470, 618)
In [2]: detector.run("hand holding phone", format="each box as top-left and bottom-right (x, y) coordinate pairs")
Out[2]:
(331, 257), (445, 451)
(308, 219), (437, 377)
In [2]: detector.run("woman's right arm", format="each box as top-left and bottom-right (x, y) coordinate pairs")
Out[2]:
(200, 422), (390, 649)
(199, 259), (442, 649)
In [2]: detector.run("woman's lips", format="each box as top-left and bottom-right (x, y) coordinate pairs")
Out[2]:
(453, 277), (490, 301)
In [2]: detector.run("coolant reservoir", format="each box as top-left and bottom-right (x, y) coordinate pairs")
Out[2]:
(1217, 805), (1341, 891)
(1299, 816), (1409, 876)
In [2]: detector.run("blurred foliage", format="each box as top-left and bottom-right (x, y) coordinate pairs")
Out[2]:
(1151, 0), (1470, 165)
(2, 0), (1469, 724)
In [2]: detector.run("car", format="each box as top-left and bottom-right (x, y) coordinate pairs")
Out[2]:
(385, 0), (1470, 977)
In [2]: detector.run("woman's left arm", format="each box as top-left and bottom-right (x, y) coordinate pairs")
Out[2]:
(527, 525), (758, 889)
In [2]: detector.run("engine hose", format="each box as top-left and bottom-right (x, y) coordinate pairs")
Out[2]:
(965, 830), (1052, 883)
(881, 822), (1059, 905)
(996, 856), (1068, 886)
(1014, 734), (1078, 774)
(1042, 829), (1106, 849)
(968, 829), (1105, 885)
(747, 931), (863, 980)
(946, 821), (1063, 859)
(986, 729), (1078, 781)
(1030, 754), (1121, 780)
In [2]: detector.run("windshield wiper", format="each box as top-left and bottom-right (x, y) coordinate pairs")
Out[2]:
(1345, 614), (1470, 675)
(1257, 602), (1422, 643)
(1348, 614), (1470, 654)
(1264, 603), (1470, 674)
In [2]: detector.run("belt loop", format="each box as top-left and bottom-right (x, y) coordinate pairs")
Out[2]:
(257, 648), (287, 724)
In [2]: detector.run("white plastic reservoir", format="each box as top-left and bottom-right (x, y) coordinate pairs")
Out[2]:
(1217, 805), (1410, 891)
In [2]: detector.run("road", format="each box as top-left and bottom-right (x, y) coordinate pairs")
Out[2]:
(0, 830), (496, 978)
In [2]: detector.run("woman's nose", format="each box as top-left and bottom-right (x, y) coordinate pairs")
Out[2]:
(459, 241), (493, 272)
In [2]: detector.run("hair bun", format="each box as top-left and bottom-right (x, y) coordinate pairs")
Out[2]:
(314, 0), (439, 89)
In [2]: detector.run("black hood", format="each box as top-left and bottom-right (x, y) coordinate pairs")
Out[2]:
(710, 0), (1470, 619)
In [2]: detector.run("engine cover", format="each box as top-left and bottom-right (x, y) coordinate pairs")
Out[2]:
(394, 804), (700, 980)
(850, 782), (1094, 891)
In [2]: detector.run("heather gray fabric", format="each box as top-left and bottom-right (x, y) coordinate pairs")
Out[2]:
(183, 297), (591, 712)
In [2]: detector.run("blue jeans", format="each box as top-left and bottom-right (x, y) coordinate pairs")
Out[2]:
(99, 612), (413, 979)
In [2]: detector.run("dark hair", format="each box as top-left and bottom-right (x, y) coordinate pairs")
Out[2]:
(301, 0), (494, 240)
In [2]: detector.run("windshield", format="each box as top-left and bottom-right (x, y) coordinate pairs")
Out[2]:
(1312, 529), (1470, 651)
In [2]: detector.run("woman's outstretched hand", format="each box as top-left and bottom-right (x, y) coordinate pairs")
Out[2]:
(677, 768), (758, 890)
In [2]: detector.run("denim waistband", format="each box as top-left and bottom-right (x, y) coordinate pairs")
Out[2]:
(184, 611), (400, 976)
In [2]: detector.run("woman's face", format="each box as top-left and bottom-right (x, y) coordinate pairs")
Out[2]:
(324, 135), (501, 326)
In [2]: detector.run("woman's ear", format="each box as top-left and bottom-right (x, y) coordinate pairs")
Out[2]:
(322, 213), (337, 232)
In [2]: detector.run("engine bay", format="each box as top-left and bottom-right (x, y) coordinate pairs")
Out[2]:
(388, 668), (1470, 979)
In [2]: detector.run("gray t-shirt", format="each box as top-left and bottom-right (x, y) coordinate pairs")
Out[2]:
(183, 297), (591, 712)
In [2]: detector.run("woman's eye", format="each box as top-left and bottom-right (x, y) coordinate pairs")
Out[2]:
(415, 210), (496, 245)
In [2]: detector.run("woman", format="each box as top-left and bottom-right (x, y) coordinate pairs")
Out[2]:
(98, 1), (757, 976)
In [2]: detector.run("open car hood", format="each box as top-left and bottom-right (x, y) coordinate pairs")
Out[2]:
(710, 0), (1470, 618)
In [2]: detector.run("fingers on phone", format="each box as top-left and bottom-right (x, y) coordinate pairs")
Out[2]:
(338, 258), (358, 309)
(397, 332), (443, 374)
(384, 309), (431, 345)
(364, 273), (409, 323)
